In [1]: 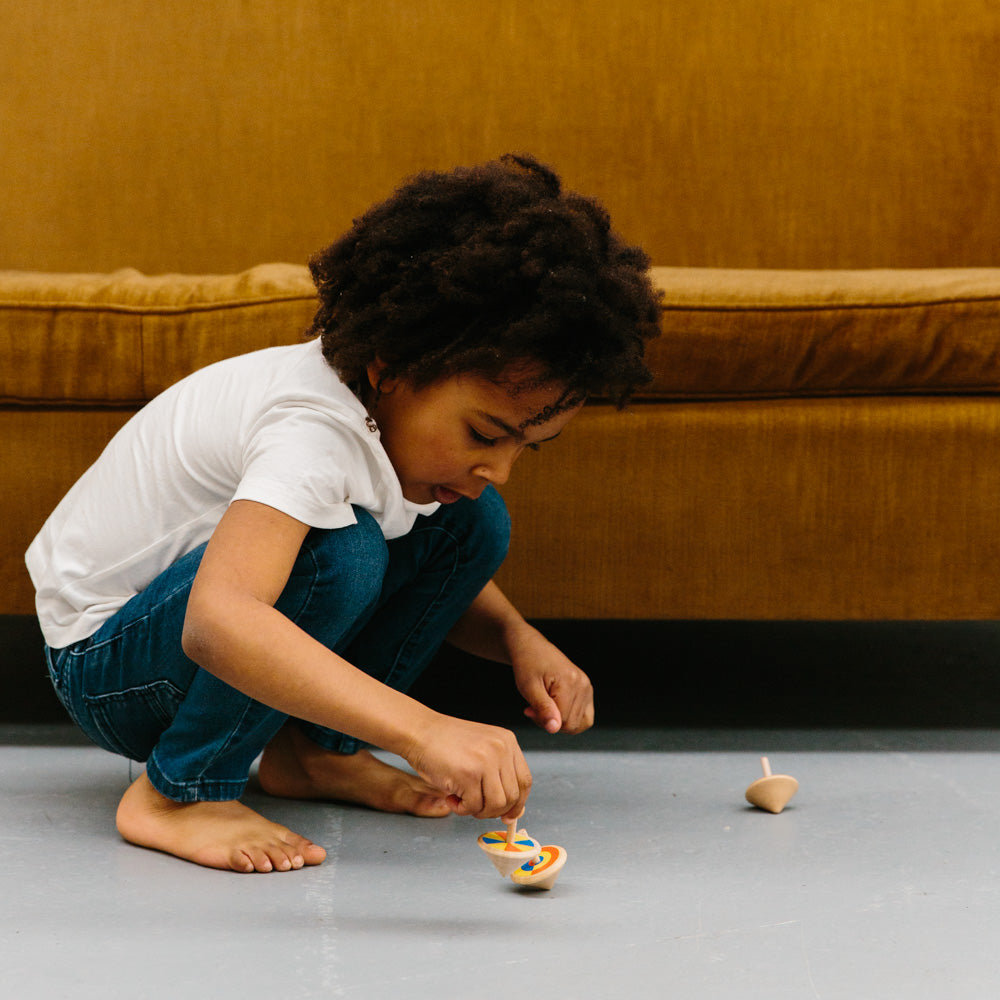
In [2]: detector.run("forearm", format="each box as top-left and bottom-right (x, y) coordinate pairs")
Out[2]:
(182, 594), (435, 760)
(445, 579), (540, 664)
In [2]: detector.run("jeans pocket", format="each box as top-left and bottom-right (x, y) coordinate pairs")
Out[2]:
(84, 680), (186, 762)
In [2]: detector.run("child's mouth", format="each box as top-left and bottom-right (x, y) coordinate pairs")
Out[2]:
(432, 485), (464, 505)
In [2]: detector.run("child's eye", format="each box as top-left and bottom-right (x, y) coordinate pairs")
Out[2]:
(469, 427), (498, 447)
(469, 427), (541, 452)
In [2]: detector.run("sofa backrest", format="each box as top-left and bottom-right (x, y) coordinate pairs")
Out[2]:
(3, 1), (999, 273)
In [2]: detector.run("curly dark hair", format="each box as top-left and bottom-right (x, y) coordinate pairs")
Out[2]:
(307, 153), (662, 416)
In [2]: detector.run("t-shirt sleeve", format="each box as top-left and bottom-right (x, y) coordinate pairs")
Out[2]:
(230, 404), (368, 530)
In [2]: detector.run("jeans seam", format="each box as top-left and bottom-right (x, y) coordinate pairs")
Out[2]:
(194, 696), (257, 780)
(146, 753), (248, 802)
(279, 542), (320, 622)
(73, 569), (196, 656)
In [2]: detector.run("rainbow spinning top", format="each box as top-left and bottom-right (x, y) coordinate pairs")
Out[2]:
(477, 824), (542, 877)
(510, 844), (567, 891)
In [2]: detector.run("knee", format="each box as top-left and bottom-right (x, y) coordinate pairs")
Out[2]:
(464, 486), (511, 575)
(281, 509), (389, 622)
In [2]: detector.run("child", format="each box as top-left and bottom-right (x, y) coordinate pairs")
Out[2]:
(26, 154), (662, 873)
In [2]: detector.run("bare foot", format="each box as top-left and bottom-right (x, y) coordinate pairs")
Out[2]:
(258, 723), (452, 818)
(115, 770), (327, 873)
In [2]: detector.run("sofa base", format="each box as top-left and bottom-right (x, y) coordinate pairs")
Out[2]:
(5, 615), (998, 729)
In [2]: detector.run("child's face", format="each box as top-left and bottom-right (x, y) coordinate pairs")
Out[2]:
(367, 364), (582, 505)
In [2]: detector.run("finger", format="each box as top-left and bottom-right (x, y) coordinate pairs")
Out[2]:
(446, 776), (485, 817)
(477, 771), (512, 819)
(523, 704), (563, 734)
(502, 751), (532, 821)
(563, 700), (594, 734)
(521, 678), (562, 733)
(563, 696), (593, 734)
(498, 747), (531, 818)
(558, 676), (595, 734)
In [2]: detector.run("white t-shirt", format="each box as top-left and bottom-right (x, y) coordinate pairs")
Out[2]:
(26, 339), (439, 648)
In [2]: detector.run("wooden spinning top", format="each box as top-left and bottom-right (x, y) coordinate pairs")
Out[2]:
(745, 756), (798, 814)
(477, 820), (542, 877)
(510, 845), (567, 891)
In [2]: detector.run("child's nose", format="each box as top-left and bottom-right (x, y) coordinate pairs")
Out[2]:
(473, 453), (515, 487)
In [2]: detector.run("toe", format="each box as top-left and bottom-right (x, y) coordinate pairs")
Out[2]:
(416, 794), (452, 818)
(231, 850), (256, 874)
(301, 841), (327, 866)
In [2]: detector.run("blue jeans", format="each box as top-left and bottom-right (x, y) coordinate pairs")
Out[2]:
(44, 488), (510, 802)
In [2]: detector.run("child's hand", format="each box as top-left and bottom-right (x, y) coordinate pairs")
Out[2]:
(403, 715), (532, 821)
(509, 630), (595, 735)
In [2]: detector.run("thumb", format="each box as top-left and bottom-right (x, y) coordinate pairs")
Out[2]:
(521, 679), (562, 733)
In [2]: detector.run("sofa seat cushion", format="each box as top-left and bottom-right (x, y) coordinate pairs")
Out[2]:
(4, 264), (1000, 408)
(0, 264), (318, 406)
(644, 267), (1000, 400)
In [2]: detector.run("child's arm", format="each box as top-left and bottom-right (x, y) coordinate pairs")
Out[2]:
(445, 580), (595, 735)
(182, 500), (531, 820)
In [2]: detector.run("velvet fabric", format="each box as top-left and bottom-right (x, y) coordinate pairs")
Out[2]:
(3, 264), (999, 620)
(3, 2), (998, 621)
(3, 2), (999, 273)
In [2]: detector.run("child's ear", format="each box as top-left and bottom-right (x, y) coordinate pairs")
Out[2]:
(366, 358), (397, 393)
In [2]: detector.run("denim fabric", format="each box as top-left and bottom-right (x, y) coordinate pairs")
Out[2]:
(44, 488), (510, 802)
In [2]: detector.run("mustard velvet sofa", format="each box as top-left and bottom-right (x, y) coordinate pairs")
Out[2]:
(3, 264), (1000, 627)
(3, 1), (1000, 638)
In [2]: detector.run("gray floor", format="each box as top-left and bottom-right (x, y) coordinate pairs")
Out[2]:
(5, 727), (1000, 999)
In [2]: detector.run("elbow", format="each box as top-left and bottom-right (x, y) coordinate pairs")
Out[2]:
(180, 614), (203, 664)
(180, 599), (215, 666)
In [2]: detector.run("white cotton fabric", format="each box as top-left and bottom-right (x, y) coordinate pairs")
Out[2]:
(26, 339), (439, 648)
